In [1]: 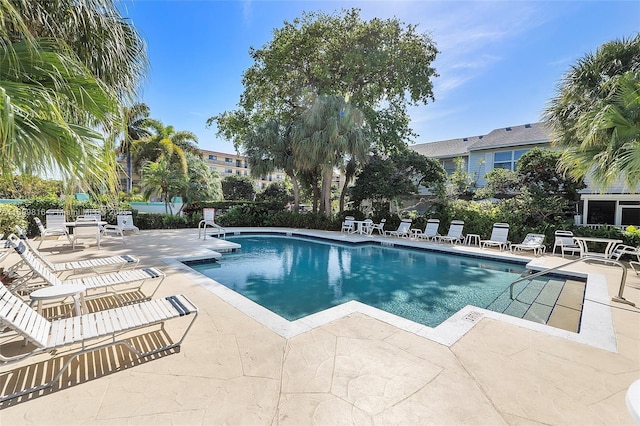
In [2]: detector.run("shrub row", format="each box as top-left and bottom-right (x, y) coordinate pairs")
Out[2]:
(3, 198), (638, 251)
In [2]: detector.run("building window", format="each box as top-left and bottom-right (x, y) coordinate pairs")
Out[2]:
(276, 175), (282, 180)
(441, 159), (457, 175)
(493, 149), (528, 171)
(225, 157), (233, 163)
(587, 201), (615, 224)
(209, 166), (216, 172)
(236, 171), (241, 175)
(208, 155), (217, 161)
(244, 171), (248, 176)
(225, 169), (233, 174)
(236, 160), (242, 167)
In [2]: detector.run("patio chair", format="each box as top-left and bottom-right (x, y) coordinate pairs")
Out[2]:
(15, 226), (139, 275)
(437, 220), (465, 244)
(480, 223), (511, 251)
(6, 234), (165, 301)
(0, 285), (198, 401)
(198, 208), (226, 240)
(552, 230), (581, 258)
(369, 219), (386, 235)
(117, 211), (140, 233)
(411, 218), (440, 241)
(72, 216), (102, 249)
(510, 233), (546, 256)
(34, 211), (71, 248)
(341, 216), (355, 233)
(385, 219), (412, 238)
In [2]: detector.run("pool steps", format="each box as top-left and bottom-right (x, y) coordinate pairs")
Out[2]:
(487, 277), (586, 332)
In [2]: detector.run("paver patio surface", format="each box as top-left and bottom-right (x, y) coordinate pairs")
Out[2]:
(1, 228), (638, 425)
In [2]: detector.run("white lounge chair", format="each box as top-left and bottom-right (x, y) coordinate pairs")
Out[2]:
(511, 233), (546, 256)
(34, 211), (71, 248)
(15, 227), (139, 275)
(552, 230), (581, 258)
(0, 285), (198, 401)
(369, 219), (386, 235)
(611, 244), (640, 262)
(341, 216), (355, 233)
(116, 211), (140, 233)
(198, 208), (225, 240)
(412, 218), (440, 241)
(6, 234), (164, 301)
(385, 219), (412, 238)
(480, 223), (511, 251)
(437, 220), (465, 244)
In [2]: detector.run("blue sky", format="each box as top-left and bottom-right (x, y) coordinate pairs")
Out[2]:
(118, 1), (639, 153)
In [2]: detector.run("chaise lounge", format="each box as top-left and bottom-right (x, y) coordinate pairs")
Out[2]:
(437, 220), (465, 244)
(6, 234), (164, 302)
(511, 233), (546, 256)
(480, 223), (511, 251)
(15, 227), (139, 276)
(0, 285), (198, 401)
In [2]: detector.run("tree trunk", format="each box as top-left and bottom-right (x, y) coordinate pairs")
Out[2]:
(322, 167), (333, 216)
(339, 168), (355, 213)
(126, 150), (133, 193)
(312, 174), (320, 213)
(286, 170), (300, 211)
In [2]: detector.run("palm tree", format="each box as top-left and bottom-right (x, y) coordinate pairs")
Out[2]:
(133, 120), (199, 175)
(558, 72), (640, 189)
(140, 158), (187, 214)
(0, 0), (148, 194)
(545, 35), (640, 189)
(244, 119), (302, 211)
(0, 39), (119, 188)
(114, 103), (151, 192)
(292, 95), (370, 216)
(4, 0), (148, 101)
(180, 152), (223, 213)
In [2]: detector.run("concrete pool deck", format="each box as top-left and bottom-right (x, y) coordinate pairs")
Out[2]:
(1, 228), (639, 424)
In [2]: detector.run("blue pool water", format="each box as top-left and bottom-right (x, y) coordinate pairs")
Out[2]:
(189, 235), (528, 327)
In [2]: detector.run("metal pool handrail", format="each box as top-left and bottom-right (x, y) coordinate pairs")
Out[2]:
(509, 256), (634, 307)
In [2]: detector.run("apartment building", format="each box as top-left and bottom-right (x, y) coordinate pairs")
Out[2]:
(199, 149), (286, 190)
(411, 122), (640, 227)
(117, 149), (286, 193)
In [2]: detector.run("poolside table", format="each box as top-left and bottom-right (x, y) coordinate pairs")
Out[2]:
(30, 283), (86, 316)
(65, 220), (107, 248)
(572, 236), (622, 259)
(351, 220), (371, 235)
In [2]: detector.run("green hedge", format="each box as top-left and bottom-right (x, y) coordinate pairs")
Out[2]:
(0, 204), (27, 237)
(15, 198), (133, 237)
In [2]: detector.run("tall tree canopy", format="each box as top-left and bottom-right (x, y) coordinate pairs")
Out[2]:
(545, 35), (640, 190)
(350, 150), (446, 212)
(210, 8), (438, 215)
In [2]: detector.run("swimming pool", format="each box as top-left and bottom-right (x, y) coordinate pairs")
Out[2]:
(188, 235), (530, 327)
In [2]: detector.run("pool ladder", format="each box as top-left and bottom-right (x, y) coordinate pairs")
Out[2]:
(509, 256), (635, 307)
